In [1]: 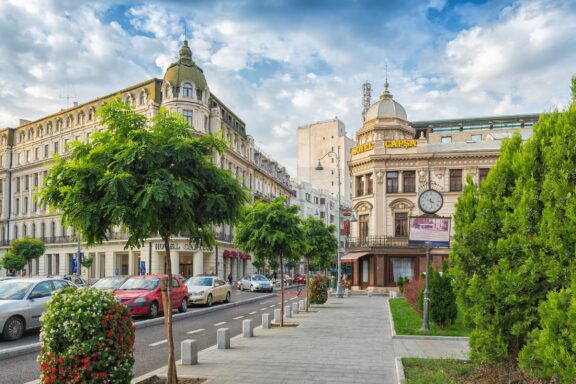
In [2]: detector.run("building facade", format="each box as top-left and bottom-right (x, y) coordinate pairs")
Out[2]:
(345, 80), (539, 291)
(0, 40), (293, 281)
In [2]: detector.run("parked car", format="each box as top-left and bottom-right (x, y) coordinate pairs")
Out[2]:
(114, 275), (188, 319)
(293, 274), (307, 284)
(91, 276), (131, 291)
(0, 277), (75, 340)
(239, 274), (273, 292)
(50, 275), (89, 287)
(275, 274), (293, 287)
(184, 276), (231, 306)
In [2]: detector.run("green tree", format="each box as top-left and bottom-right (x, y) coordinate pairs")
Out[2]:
(10, 237), (45, 263)
(429, 264), (457, 328)
(234, 196), (304, 326)
(0, 251), (27, 274)
(39, 98), (247, 384)
(301, 217), (337, 311)
(450, 77), (576, 374)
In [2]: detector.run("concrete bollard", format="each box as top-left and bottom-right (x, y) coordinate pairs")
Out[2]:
(285, 305), (292, 318)
(262, 313), (270, 329)
(292, 302), (299, 314)
(345, 288), (350, 297)
(299, 300), (305, 311)
(243, 319), (253, 337)
(274, 308), (281, 323)
(367, 290), (372, 298)
(217, 328), (230, 349)
(181, 339), (198, 365)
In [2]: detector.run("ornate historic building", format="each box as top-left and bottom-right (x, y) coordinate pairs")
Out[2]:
(0, 40), (293, 281)
(344, 80), (538, 291)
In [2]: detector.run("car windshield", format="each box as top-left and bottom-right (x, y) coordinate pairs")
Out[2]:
(252, 275), (268, 281)
(119, 278), (159, 290)
(92, 278), (125, 290)
(185, 277), (212, 287)
(0, 281), (34, 300)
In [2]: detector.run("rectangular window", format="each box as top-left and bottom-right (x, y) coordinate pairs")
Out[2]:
(320, 212), (325, 219)
(15, 177), (20, 192)
(25, 175), (29, 191)
(319, 197), (325, 205)
(15, 198), (20, 215)
(479, 168), (490, 185)
(359, 214), (369, 242)
(403, 171), (415, 193)
(356, 175), (364, 197)
(330, 214), (334, 224)
(23, 197), (28, 213)
(33, 173), (38, 187)
(470, 134), (482, 142)
(387, 171), (399, 193)
(196, 89), (203, 101)
(26, 150), (30, 163)
(441, 136), (452, 143)
(35, 147), (39, 160)
(305, 193), (311, 202)
(314, 196), (319, 204)
(450, 169), (463, 192)
(182, 110), (193, 126)
(44, 144), (49, 158)
(64, 139), (69, 153)
(367, 173), (373, 195)
(183, 86), (193, 97)
(54, 141), (59, 154)
(395, 213), (408, 237)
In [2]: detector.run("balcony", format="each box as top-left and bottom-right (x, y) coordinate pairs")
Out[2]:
(345, 236), (413, 250)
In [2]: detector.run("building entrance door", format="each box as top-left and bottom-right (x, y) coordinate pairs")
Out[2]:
(360, 258), (369, 289)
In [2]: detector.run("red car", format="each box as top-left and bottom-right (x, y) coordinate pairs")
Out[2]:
(114, 274), (188, 319)
(293, 274), (307, 284)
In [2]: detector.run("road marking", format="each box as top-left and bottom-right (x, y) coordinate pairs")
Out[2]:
(260, 302), (268, 305)
(186, 328), (205, 335)
(149, 339), (167, 347)
(260, 308), (267, 311)
(233, 315), (245, 320)
(249, 311), (257, 315)
(214, 321), (227, 327)
(24, 380), (40, 384)
(269, 305), (276, 308)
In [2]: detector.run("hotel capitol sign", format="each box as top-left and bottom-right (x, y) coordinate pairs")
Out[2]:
(154, 243), (213, 251)
(352, 140), (417, 156)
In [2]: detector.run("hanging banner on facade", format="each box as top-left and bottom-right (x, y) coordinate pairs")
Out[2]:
(408, 217), (451, 247)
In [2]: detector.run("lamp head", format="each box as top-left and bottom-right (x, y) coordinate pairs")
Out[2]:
(349, 213), (358, 223)
(315, 160), (323, 171)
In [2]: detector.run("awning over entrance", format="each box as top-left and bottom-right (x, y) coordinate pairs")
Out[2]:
(341, 252), (369, 262)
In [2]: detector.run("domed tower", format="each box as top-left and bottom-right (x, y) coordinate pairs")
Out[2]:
(161, 40), (211, 133)
(356, 79), (415, 145)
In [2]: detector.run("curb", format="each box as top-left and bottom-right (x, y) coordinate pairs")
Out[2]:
(395, 357), (405, 384)
(0, 293), (277, 361)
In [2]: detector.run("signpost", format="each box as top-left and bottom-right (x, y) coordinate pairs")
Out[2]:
(140, 260), (146, 275)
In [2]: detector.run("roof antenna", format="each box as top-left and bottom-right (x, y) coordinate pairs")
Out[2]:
(59, 84), (77, 109)
(184, 23), (187, 41)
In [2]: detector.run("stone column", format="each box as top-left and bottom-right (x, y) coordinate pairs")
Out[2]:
(105, 251), (115, 276)
(193, 252), (204, 276)
(128, 250), (137, 276)
(171, 250), (180, 275)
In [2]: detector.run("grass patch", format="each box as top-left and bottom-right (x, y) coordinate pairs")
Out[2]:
(403, 358), (475, 384)
(389, 298), (470, 336)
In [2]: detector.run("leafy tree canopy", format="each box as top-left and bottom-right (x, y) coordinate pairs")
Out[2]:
(301, 216), (338, 270)
(10, 237), (45, 262)
(0, 251), (27, 272)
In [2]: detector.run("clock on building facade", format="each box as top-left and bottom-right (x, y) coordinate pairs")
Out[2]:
(418, 189), (443, 214)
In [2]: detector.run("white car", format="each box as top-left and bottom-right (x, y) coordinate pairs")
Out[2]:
(184, 276), (231, 306)
(240, 274), (273, 292)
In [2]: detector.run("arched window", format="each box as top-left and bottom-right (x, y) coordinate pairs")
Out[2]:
(164, 84), (171, 99)
(183, 83), (193, 98)
(23, 224), (27, 237)
(47, 122), (53, 134)
(88, 108), (94, 121)
(37, 125), (43, 137)
(50, 221), (55, 238)
(139, 91), (146, 106)
(41, 222), (46, 239)
(28, 128), (33, 140)
(66, 115), (73, 128)
(77, 112), (83, 125)
(125, 94), (133, 105)
(14, 225), (18, 240)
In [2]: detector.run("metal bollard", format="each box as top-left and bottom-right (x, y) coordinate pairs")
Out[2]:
(243, 319), (253, 337)
(217, 328), (230, 349)
(285, 304), (292, 318)
(181, 339), (198, 365)
(262, 313), (270, 329)
(274, 308), (281, 323)
(299, 300), (305, 311)
(292, 302), (299, 314)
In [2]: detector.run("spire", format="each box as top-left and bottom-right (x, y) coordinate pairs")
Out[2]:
(179, 39), (193, 62)
(380, 62), (393, 100)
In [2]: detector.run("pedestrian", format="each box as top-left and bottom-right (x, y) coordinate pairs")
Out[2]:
(227, 272), (233, 286)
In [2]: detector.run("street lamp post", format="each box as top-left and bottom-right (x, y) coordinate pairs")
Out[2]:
(315, 145), (344, 298)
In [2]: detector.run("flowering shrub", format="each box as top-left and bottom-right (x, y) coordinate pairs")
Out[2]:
(404, 278), (425, 314)
(39, 287), (135, 383)
(309, 275), (328, 304)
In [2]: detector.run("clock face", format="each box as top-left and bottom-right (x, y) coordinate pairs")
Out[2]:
(418, 189), (443, 214)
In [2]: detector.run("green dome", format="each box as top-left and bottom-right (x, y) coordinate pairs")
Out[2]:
(163, 40), (208, 90)
(365, 80), (407, 121)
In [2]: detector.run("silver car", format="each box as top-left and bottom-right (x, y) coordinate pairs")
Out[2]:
(239, 274), (273, 292)
(0, 278), (74, 340)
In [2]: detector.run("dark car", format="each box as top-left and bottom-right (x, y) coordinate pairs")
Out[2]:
(293, 274), (307, 284)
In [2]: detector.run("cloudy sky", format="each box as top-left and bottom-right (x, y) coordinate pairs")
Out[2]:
(1, 0), (574, 175)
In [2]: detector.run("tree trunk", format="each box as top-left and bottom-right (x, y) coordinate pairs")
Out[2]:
(305, 257), (309, 312)
(280, 255), (284, 327)
(163, 236), (177, 384)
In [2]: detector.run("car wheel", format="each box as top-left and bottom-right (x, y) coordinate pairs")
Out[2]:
(250, 285), (255, 292)
(178, 298), (188, 313)
(206, 294), (213, 307)
(224, 291), (231, 303)
(2, 316), (24, 341)
(148, 302), (159, 319)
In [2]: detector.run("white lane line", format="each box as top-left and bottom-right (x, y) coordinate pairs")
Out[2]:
(260, 308), (267, 311)
(233, 315), (245, 320)
(214, 321), (227, 327)
(249, 311), (257, 315)
(260, 302), (268, 304)
(24, 380), (40, 384)
(269, 305), (276, 308)
(186, 328), (205, 335)
(149, 339), (167, 347)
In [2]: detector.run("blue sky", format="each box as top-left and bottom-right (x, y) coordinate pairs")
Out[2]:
(0, 0), (575, 175)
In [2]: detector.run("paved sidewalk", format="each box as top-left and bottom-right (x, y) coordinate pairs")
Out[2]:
(137, 296), (469, 384)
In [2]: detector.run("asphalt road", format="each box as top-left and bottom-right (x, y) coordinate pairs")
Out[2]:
(0, 287), (303, 384)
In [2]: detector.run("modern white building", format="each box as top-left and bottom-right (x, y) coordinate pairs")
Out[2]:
(0, 40), (293, 281)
